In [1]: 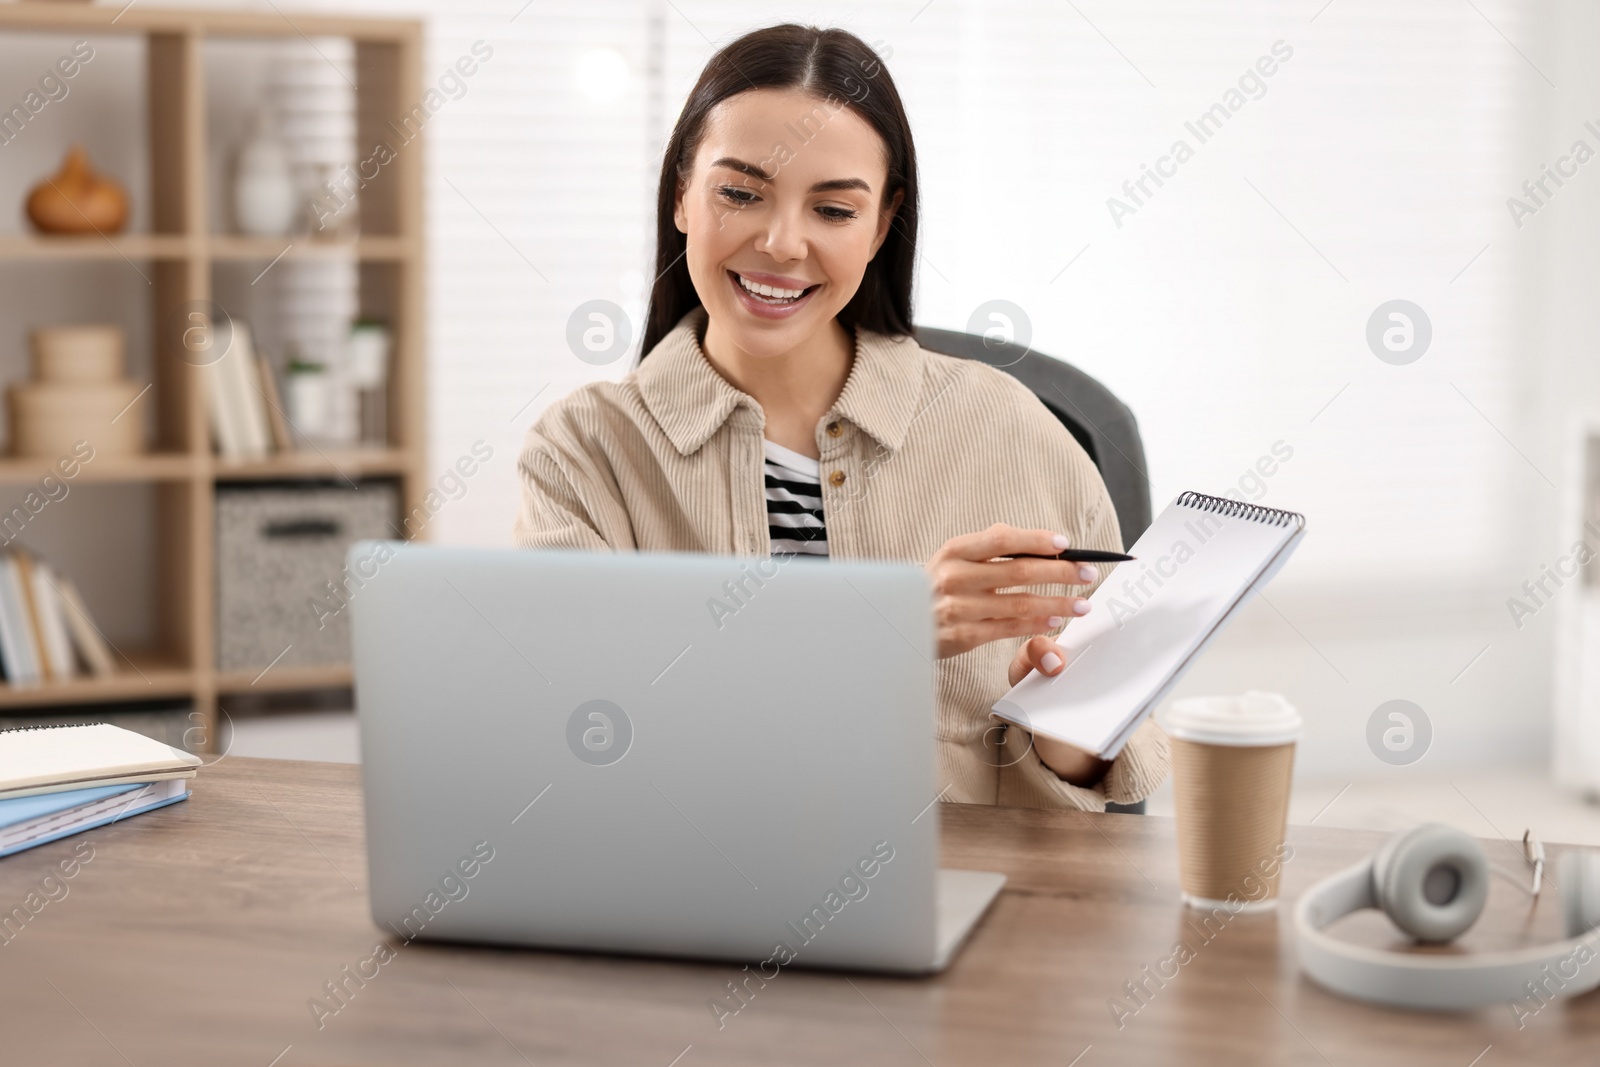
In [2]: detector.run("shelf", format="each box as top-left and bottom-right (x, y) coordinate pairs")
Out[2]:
(209, 448), (413, 481)
(0, 6), (420, 41)
(0, 453), (195, 485)
(209, 236), (411, 262)
(0, 235), (412, 263)
(0, 652), (192, 709)
(216, 662), (352, 694)
(0, 234), (191, 262)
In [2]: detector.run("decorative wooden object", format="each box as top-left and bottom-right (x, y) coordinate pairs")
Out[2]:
(25, 146), (130, 234)
(10, 324), (145, 457)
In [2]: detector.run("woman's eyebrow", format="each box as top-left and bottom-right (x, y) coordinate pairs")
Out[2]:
(710, 157), (775, 181)
(709, 157), (872, 194)
(809, 177), (872, 194)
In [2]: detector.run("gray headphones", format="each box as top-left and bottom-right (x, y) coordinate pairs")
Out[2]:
(1295, 823), (1600, 1010)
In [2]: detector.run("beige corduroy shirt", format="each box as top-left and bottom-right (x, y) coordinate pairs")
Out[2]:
(513, 306), (1170, 811)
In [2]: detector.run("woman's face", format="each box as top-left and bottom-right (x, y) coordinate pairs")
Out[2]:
(674, 87), (903, 359)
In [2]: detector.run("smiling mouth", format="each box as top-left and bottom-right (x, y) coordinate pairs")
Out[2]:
(728, 270), (820, 306)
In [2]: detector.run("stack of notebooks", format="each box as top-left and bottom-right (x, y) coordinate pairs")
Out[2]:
(0, 549), (115, 685)
(0, 723), (200, 857)
(206, 322), (293, 459)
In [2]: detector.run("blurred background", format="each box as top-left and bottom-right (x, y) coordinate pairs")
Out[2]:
(1, 0), (1597, 842)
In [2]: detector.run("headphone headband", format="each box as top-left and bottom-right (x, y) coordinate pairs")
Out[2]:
(1295, 856), (1600, 1010)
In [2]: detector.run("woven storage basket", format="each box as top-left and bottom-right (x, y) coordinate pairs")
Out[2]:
(215, 481), (398, 671)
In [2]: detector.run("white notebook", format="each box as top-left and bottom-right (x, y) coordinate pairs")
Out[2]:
(0, 722), (202, 800)
(992, 491), (1306, 760)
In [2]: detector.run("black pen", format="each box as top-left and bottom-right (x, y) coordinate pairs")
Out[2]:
(997, 549), (1135, 562)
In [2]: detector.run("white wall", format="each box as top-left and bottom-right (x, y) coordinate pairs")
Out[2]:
(5, 1), (1593, 779)
(1536, 1), (1600, 790)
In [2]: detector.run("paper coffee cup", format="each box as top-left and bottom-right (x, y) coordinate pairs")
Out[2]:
(1165, 691), (1301, 913)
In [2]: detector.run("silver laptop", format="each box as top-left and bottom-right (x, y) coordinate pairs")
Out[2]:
(350, 543), (1004, 974)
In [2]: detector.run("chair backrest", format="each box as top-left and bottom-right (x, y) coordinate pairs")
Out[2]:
(913, 326), (1152, 547)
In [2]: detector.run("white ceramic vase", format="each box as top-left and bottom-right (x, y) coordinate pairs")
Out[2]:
(233, 111), (298, 237)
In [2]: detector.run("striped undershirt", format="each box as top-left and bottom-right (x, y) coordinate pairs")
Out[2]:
(763, 439), (828, 558)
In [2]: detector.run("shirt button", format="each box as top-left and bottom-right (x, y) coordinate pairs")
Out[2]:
(829, 470), (846, 487)
(826, 421), (843, 437)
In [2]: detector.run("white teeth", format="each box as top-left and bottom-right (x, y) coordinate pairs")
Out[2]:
(736, 273), (807, 300)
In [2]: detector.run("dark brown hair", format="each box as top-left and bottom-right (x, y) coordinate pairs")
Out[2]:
(637, 24), (918, 361)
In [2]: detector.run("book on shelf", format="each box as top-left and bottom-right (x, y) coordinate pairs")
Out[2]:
(0, 555), (38, 684)
(13, 553), (55, 682)
(55, 577), (115, 678)
(203, 337), (243, 458)
(28, 558), (74, 681)
(230, 324), (274, 456)
(206, 322), (285, 459)
(0, 550), (117, 685)
(256, 350), (294, 452)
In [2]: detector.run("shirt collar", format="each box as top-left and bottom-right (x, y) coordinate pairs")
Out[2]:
(635, 305), (926, 458)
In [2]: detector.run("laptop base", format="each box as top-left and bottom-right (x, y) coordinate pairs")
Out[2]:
(932, 868), (1007, 971)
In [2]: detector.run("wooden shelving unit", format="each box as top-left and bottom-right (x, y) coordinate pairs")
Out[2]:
(215, 662), (353, 695)
(209, 235), (412, 261)
(0, 452), (198, 484)
(0, 6), (426, 748)
(0, 234), (193, 260)
(0, 651), (193, 710)
(208, 447), (414, 481)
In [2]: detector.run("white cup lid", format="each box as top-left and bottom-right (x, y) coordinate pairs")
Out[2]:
(1162, 690), (1302, 746)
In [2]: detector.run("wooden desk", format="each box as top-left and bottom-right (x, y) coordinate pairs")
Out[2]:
(0, 758), (1593, 1065)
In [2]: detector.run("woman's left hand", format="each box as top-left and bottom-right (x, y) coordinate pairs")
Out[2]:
(1005, 634), (1111, 787)
(1008, 633), (1065, 688)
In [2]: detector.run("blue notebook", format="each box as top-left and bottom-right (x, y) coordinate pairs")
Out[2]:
(0, 779), (190, 858)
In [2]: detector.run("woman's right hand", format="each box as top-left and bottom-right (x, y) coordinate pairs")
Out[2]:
(924, 523), (1099, 660)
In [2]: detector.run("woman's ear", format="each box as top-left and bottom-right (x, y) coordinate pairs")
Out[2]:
(673, 176), (689, 235)
(870, 188), (905, 258)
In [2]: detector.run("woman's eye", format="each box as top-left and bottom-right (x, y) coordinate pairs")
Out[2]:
(818, 205), (859, 222)
(717, 185), (757, 205)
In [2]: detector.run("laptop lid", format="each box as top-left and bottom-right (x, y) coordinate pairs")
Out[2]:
(352, 544), (943, 972)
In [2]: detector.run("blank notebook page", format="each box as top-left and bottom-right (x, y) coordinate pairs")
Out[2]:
(992, 493), (1304, 759)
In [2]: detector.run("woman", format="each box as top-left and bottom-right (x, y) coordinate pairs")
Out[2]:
(515, 24), (1168, 811)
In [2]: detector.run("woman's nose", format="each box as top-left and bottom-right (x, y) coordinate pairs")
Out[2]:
(756, 209), (806, 262)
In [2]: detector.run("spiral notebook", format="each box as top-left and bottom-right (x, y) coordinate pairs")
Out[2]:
(991, 491), (1306, 760)
(0, 722), (201, 800)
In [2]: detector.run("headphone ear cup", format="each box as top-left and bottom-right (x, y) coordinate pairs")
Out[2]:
(1371, 825), (1413, 894)
(1373, 824), (1489, 943)
(1559, 850), (1600, 939)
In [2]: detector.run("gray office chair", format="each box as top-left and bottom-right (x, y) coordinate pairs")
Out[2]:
(915, 325), (1151, 815)
(914, 326), (1151, 547)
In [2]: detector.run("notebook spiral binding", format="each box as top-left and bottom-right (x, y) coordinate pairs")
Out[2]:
(0, 722), (106, 735)
(1175, 490), (1305, 530)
